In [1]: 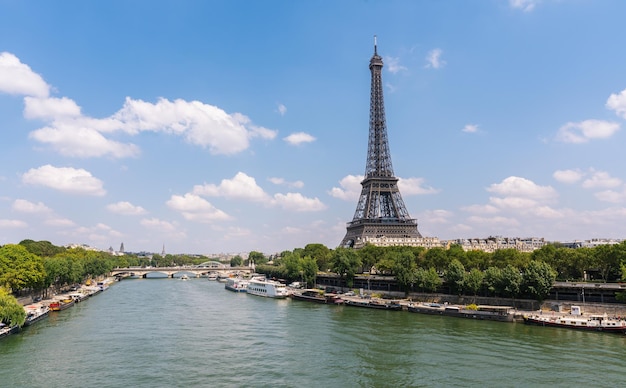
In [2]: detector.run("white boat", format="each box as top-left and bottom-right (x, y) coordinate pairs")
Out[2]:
(181, 274), (189, 280)
(523, 306), (626, 334)
(0, 322), (19, 339)
(24, 304), (50, 326)
(97, 279), (112, 291)
(207, 272), (218, 281)
(217, 274), (230, 283)
(246, 277), (289, 298)
(225, 277), (248, 292)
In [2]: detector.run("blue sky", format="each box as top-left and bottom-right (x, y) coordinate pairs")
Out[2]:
(2, 0), (626, 255)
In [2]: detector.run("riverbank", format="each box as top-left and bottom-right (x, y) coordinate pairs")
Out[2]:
(1, 277), (116, 341)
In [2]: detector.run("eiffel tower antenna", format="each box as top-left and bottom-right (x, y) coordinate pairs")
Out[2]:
(340, 37), (422, 248)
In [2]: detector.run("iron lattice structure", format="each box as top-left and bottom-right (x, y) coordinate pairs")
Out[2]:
(340, 39), (422, 248)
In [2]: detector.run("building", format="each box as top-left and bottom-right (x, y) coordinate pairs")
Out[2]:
(340, 37), (425, 249)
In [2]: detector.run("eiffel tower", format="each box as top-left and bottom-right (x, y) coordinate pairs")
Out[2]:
(340, 37), (422, 248)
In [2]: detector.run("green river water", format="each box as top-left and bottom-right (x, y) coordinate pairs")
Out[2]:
(1, 278), (625, 387)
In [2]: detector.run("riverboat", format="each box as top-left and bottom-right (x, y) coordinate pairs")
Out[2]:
(68, 292), (88, 303)
(246, 277), (289, 298)
(181, 274), (189, 280)
(97, 279), (111, 291)
(523, 306), (626, 334)
(344, 298), (402, 311)
(23, 304), (50, 326)
(225, 277), (248, 292)
(291, 289), (333, 303)
(0, 322), (20, 339)
(49, 298), (75, 311)
(407, 303), (515, 322)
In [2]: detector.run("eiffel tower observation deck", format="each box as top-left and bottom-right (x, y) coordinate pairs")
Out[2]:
(340, 37), (422, 249)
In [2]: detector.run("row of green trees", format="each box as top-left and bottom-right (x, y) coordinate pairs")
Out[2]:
(273, 242), (626, 284)
(255, 241), (626, 302)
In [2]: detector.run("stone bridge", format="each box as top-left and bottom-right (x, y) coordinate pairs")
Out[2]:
(110, 266), (251, 279)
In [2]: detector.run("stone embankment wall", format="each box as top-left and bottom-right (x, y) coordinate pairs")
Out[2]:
(353, 289), (626, 315)
(541, 301), (626, 316)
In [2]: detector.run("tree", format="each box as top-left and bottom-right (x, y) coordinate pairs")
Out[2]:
(282, 251), (303, 280)
(463, 268), (484, 298)
(464, 250), (491, 271)
(392, 250), (417, 296)
(0, 244), (46, 293)
(302, 243), (331, 272)
(44, 256), (83, 290)
(444, 259), (465, 295)
(358, 244), (384, 273)
(593, 243), (626, 282)
(329, 248), (361, 288)
(423, 247), (449, 273)
(301, 256), (319, 288)
(446, 244), (466, 267)
(230, 255), (243, 267)
(375, 249), (397, 275)
(522, 260), (556, 302)
(0, 287), (26, 327)
(500, 264), (522, 299)
(415, 267), (442, 293)
(483, 266), (502, 297)
(248, 251), (268, 266)
(19, 239), (65, 257)
(492, 248), (530, 269)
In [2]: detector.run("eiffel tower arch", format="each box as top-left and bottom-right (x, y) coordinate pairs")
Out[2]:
(340, 38), (422, 249)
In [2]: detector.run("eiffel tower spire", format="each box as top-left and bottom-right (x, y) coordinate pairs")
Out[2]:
(340, 37), (422, 248)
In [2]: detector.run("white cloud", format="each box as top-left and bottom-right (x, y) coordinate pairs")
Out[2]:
(268, 177), (304, 189)
(107, 201), (147, 215)
(64, 223), (123, 243)
(462, 124), (479, 133)
(29, 125), (141, 158)
(24, 96), (81, 120)
(0, 52), (50, 97)
(385, 56), (407, 74)
(328, 175), (363, 201)
(113, 97), (278, 154)
(553, 169), (583, 184)
(277, 103), (287, 116)
(44, 218), (76, 227)
(487, 176), (558, 201)
(273, 192), (326, 212)
(594, 188), (626, 204)
(466, 215), (520, 227)
(248, 124), (278, 140)
(606, 88), (626, 119)
(3, 53), (279, 158)
(581, 170), (622, 189)
(420, 209), (453, 224)
(489, 196), (540, 209)
(425, 48), (446, 69)
(12, 199), (52, 214)
(556, 120), (620, 143)
(22, 165), (106, 196)
(166, 193), (232, 222)
(509, 0), (540, 12)
(0, 219), (28, 228)
(283, 132), (316, 146)
(461, 204), (500, 214)
(141, 217), (178, 232)
(193, 172), (271, 202)
(398, 177), (439, 195)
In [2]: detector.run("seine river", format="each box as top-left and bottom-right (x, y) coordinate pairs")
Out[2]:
(2, 278), (625, 387)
